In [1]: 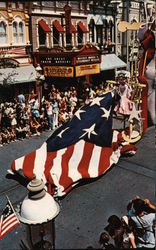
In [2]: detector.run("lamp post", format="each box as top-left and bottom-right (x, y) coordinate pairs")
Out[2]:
(18, 178), (60, 250)
(35, 64), (45, 104)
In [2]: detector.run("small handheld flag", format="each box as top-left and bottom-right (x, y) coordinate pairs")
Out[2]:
(0, 196), (20, 240)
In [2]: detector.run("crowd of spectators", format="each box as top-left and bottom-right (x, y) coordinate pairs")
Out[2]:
(91, 196), (155, 249)
(0, 83), (107, 147)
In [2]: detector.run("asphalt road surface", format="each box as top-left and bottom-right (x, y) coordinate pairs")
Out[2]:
(0, 126), (155, 249)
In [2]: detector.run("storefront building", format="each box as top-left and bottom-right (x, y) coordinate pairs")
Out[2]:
(0, 1), (37, 101)
(28, 1), (103, 95)
(34, 43), (101, 89)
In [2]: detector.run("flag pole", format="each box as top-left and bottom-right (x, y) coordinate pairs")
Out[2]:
(6, 195), (20, 224)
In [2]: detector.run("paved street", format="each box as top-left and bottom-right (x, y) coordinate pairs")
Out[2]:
(0, 126), (155, 250)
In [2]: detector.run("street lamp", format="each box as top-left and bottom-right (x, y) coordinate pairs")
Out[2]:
(18, 178), (60, 250)
(35, 64), (45, 103)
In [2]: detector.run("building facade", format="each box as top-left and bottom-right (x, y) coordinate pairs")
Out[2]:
(0, 1), (37, 101)
(28, 0), (102, 94)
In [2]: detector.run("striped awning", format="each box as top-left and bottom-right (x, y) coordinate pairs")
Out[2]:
(38, 20), (51, 33)
(70, 23), (77, 33)
(77, 21), (88, 33)
(53, 20), (65, 33)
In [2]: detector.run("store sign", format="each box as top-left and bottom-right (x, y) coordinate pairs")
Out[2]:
(40, 56), (72, 65)
(76, 55), (100, 64)
(75, 64), (100, 77)
(44, 66), (74, 77)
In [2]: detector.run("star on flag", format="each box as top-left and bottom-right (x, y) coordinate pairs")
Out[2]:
(80, 123), (97, 139)
(90, 96), (104, 106)
(101, 107), (111, 120)
(57, 127), (69, 138)
(74, 108), (86, 120)
(128, 103), (142, 121)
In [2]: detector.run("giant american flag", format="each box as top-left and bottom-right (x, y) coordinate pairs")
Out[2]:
(10, 91), (136, 197)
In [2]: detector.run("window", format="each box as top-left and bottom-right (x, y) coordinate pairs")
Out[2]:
(0, 2), (6, 8)
(66, 33), (72, 46)
(18, 3), (23, 9)
(11, 2), (16, 8)
(0, 21), (7, 44)
(96, 26), (103, 45)
(108, 20), (113, 42)
(39, 25), (46, 46)
(13, 22), (18, 43)
(53, 26), (59, 46)
(103, 19), (108, 42)
(12, 18), (25, 44)
(77, 26), (83, 44)
(89, 19), (95, 43)
(19, 22), (24, 43)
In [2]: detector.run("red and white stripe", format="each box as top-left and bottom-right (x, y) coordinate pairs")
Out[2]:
(11, 131), (136, 197)
(1, 47), (26, 55)
(0, 214), (19, 240)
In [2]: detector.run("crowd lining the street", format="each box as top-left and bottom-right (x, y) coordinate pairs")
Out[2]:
(0, 83), (107, 146)
(87, 196), (155, 249)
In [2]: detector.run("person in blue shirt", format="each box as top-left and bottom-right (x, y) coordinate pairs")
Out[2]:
(128, 198), (155, 248)
(17, 94), (25, 106)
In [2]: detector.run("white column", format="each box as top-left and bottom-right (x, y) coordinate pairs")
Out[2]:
(75, 33), (78, 46)
(36, 24), (39, 49)
(59, 33), (62, 47)
(63, 33), (66, 47)
(51, 27), (53, 48)
(71, 33), (74, 47)
(46, 33), (49, 48)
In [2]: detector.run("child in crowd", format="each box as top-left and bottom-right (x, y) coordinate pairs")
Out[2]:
(114, 72), (132, 115)
(99, 232), (115, 249)
(30, 116), (41, 136)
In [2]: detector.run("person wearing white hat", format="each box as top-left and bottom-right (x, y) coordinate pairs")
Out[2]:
(121, 215), (136, 248)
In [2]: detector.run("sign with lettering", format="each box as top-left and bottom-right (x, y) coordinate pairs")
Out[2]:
(76, 55), (100, 64)
(75, 64), (100, 77)
(44, 66), (74, 77)
(40, 56), (72, 65)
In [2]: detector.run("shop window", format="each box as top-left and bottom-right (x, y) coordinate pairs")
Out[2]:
(39, 25), (46, 46)
(0, 21), (7, 44)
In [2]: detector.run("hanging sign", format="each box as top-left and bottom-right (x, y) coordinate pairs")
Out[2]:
(75, 64), (100, 77)
(44, 66), (74, 77)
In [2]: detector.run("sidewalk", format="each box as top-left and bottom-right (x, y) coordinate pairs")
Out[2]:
(0, 126), (155, 249)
